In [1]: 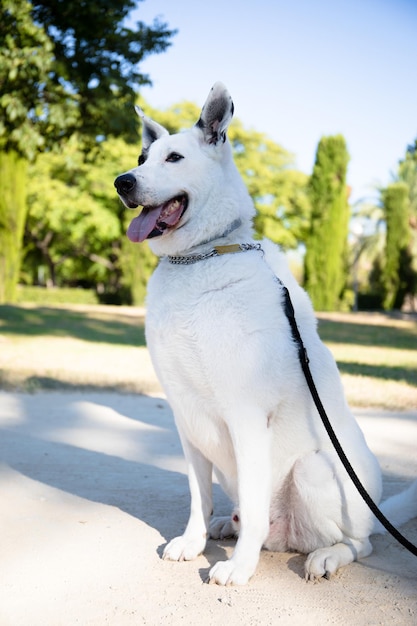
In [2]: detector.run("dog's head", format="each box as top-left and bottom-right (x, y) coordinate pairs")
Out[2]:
(114, 82), (254, 255)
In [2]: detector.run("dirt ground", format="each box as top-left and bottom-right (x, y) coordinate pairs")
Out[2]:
(0, 390), (416, 625)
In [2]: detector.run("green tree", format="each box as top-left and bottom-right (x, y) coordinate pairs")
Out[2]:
(231, 120), (310, 249)
(398, 141), (417, 302)
(0, 152), (27, 302)
(399, 141), (417, 219)
(346, 140), (417, 310)
(24, 136), (120, 288)
(0, 0), (175, 303)
(0, 0), (54, 301)
(30, 0), (175, 146)
(304, 135), (350, 311)
(23, 135), (157, 303)
(381, 182), (413, 310)
(348, 200), (386, 310)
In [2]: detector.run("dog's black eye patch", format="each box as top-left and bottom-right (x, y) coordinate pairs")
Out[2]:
(138, 153), (146, 166)
(166, 152), (184, 163)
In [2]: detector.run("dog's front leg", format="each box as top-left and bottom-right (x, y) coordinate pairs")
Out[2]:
(163, 436), (213, 562)
(209, 407), (271, 585)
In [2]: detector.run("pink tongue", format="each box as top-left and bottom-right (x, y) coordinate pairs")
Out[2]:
(127, 207), (162, 243)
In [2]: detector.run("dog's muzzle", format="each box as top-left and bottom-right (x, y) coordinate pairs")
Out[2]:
(114, 172), (188, 243)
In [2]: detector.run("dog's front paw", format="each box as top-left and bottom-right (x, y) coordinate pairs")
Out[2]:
(208, 558), (255, 586)
(304, 548), (339, 581)
(163, 534), (206, 562)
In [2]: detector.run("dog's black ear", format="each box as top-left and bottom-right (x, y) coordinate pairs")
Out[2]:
(195, 82), (234, 145)
(135, 105), (169, 153)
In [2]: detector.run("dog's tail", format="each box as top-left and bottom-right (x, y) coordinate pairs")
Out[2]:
(373, 479), (417, 534)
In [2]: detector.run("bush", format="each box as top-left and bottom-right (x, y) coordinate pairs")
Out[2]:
(16, 285), (99, 306)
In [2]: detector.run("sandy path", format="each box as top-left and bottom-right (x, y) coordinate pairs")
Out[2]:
(0, 391), (416, 625)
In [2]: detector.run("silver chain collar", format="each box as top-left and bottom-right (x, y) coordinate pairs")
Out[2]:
(167, 243), (263, 265)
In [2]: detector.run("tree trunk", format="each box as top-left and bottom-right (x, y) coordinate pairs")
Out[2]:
(0, 151), (28, 303)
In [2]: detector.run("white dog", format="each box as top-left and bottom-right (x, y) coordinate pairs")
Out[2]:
(114, 83), (416, 585)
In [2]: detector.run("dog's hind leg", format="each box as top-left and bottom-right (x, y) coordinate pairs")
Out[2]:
(163, 436), (213, 562)
(305, 536), (373, 581)
(209, 406), (272, 585)
(209, 515), (237, 540)
(286, 450), (378, 581)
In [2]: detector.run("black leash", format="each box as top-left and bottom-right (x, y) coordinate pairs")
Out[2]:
(281, 282), (417, 558)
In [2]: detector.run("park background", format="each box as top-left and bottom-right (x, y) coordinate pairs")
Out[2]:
(0, 0), (416, 409)
(1, 0), (417, 312)
(0, 4), (416, 623)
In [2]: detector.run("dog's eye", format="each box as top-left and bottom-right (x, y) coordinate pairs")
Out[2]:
(166, 152), (184, 163)
(138, 154), (145, 166)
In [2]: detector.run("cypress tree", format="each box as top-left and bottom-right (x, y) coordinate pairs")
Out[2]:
(304, 135), (350, 311)
(0, 152), (27, 302)
(381, 182), (411, 310)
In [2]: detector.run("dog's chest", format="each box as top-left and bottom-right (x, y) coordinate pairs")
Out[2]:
(145, 255), (289, 403)
(146, 260), (251, 374)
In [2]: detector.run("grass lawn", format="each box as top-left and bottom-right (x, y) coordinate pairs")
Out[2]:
(0, 303), (416, 410)
(0, 303), (158, 396)
(316, 312), (417, 410)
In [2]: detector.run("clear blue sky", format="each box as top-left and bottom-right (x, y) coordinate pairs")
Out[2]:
(130, 0), (417, 204)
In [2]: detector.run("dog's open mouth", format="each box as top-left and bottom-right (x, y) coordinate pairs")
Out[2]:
(127, 195), (188, 243)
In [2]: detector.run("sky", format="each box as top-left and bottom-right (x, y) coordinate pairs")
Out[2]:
(130, 0), (417, 205)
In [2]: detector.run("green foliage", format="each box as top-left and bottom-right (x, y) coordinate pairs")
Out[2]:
(350, 139), (417, 310)
(349, 200), (385, 304)
(23, 135), (156, 304)
(141, 99), (201, 134)
(0, 151), (28, 302)
(399, 140), (417, 218)
(141, 100), (310, 249)
(0, 0), (58, 160)
(16, 285), (98, 305)
(31, 0), (175, 148)
(1, 0), (175, 303)
(0, 0), (176, 158)
(230, 120), (310, 249)
(398, 141), (417, 297)
(381, 182), (413, 310)
(118, 233), (157, 306)
(304, 135), (350, 311)
(24, 136), (120, 285)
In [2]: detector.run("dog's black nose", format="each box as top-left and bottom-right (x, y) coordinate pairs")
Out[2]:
(114, 173), (136, 195)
